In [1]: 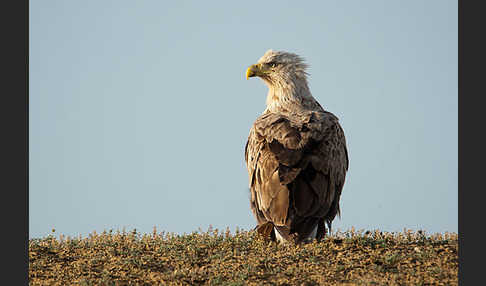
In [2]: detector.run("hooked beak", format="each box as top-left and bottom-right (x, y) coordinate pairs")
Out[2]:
(246, 63), (265, 80)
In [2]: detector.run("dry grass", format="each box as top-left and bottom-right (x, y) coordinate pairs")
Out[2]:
(29, 227), (457, 285)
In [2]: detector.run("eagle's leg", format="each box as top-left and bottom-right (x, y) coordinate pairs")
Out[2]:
(255, 222), (274, 240)
(296, 225), (319, 244)
(255, 223), (293, 244)
(315, 219), (327, 242)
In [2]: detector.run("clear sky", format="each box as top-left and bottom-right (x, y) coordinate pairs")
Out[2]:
(30, 0), (457, 239)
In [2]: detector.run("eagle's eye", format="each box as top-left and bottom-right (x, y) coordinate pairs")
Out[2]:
(268, 62), (278, 68)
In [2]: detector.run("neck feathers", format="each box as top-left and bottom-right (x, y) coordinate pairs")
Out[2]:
(264, 76), (318, 113)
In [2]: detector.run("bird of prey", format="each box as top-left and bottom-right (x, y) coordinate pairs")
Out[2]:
(244, 50), (349, 244)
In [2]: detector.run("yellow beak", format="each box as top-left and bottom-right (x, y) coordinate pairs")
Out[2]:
(246, 64), (264, 80)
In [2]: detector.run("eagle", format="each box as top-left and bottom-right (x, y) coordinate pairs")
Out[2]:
(244, 50), (349, 244)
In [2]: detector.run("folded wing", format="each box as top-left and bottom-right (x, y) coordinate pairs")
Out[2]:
(245, 110), (348, 242)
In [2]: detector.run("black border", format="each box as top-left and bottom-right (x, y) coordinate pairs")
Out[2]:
(459, 0), (481, 285)
(3, 0), (28, 284)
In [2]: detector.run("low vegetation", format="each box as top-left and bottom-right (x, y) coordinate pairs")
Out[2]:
(29, 227), (458, 285)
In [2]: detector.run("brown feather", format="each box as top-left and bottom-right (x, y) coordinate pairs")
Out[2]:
(246, 110), (348, 243)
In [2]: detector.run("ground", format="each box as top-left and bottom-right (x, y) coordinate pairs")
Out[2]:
(29, 227), (458, 285)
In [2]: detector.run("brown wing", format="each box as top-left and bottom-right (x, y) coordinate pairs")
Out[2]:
(245, 110), (348, 242)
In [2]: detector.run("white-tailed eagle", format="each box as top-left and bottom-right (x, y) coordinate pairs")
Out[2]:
(245, 50), (349, 244)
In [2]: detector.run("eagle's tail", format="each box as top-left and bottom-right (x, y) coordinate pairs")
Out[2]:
(273, 225), (293, 244)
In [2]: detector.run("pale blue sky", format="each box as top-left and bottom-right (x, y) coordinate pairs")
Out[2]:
(30, 0), (457, 238)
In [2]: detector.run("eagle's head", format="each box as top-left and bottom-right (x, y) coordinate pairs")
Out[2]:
(246, 50), (316, 112)
(246, 50), (309, 84)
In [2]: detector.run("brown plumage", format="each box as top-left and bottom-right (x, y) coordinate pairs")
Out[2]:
(245, 50), (349, 244)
